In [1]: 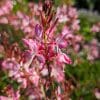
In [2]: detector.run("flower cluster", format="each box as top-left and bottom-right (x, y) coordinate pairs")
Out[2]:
(56, 4), (80, 31)
(1, 0), (72, 99)
(0, 0), (13, 16)
(91, 22), (100, 33)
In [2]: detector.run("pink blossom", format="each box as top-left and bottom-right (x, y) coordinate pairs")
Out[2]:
(58, 39), (68, 49)
(51, 67), (65, 82)
(87, 39), (99, 61)
(94, 88), (100, 99)
(29, 71), (40, 87)
(71, 20), (80, 31)
(22, 39), (38, 52)
(35, 24), (43, 38)
(0, 87), (20, 100)
(0, 0), (13, 16)
(0, 96), (12, 100)
(57, 53), (72, 64)
(0, 1), (73, 99)
(0, 17), (8, 24)
(68, 7), (78, 19)
(2, 58), (20, 70)
(56, 86), (62, 100)
(91, 23), (100, 33)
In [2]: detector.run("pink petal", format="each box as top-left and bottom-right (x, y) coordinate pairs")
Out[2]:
(22, 39), (37, 52)
(36, 54), (45, 64)
(58, 53), (72, 64)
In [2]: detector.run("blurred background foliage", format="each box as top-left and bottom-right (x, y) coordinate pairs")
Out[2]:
(28, 0), (100, 13)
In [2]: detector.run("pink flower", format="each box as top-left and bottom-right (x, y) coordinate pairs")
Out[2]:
(57, 53), (72, 64)
(35, 24), (43, 38)
(2, 58), (20, 70)
(71, 20), (80, 31)
(61, 26), (71, 36)
(0, 0), (13, 16)
(58, 39), (68, 49)
(91, 24), (100, 33)
(29, 71), (40, 86)
(55, 86), (62, 100)
(0, 96), (12, 100)
(36, 54), (45, 64)
(0, 17), (8, 24)
(51, 67), (64, 82)
(0, 87), (20, 100)
(22, 39), (45, 66)
(0, 1), (73, 98)
(94, 88), (100, 99)
(22, 17), (29, 28)
(68, 7), (78, 19)
(23, 39), (38, 52)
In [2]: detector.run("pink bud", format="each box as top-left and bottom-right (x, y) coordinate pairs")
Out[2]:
(35, 24), (43, 38)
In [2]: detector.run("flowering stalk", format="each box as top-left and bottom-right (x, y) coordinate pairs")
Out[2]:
(1, 0), (72, 99)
